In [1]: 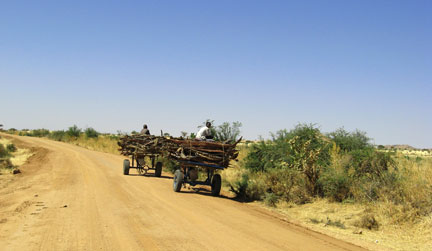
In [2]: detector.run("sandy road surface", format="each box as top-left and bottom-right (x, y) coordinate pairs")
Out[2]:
(0, 135), (366, 251)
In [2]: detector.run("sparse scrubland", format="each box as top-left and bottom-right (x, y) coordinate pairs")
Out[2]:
(4, 124), (432, 249)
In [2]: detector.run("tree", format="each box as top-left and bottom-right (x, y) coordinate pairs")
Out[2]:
(328, 128), (370, 152)
(84, 127), (99, 138)
(180, 131), (188, 138)
(67, 125), (81, 138)
(215, 121), (242, 143)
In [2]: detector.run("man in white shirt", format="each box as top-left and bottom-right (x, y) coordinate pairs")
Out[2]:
(196, 122), (214, 140)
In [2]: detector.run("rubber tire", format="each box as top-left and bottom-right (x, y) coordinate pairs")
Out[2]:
(123, 159), (130, 175)
(155, 162), (162, 177)
(211, 174), (222, 196)
(173, 169), (184, 192)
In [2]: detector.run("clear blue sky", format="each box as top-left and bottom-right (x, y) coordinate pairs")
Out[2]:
(1, 1), (431, 148)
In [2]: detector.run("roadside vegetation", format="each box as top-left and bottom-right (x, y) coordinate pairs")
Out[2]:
(0, 136), (15, 171)
(5, 126), (119, 154)
(3, 123), (432, 249)
(0, 135), (32, 174)
(221, 124), (432, 250)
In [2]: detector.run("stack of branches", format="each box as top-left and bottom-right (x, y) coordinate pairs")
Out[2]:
(117, 135), (165, 157)
(118, 135), (241, 168)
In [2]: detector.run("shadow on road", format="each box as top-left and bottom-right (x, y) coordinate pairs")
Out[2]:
(126, 172), (240, 201)
(127, 173), (172, 180)
(178, 187), (233, 200)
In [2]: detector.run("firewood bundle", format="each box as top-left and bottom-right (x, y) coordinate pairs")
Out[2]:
(118, 135), (241, 168)
(117, 135), (165, 156)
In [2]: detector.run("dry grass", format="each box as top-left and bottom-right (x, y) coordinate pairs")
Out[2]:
(221, 144), (250, 189)
(270, 198), (432, 251)
(0, 137), (33, 174)
(9, 147), (33, 166)
(68, 135), (119, 154)
(280, 154), (432, 250)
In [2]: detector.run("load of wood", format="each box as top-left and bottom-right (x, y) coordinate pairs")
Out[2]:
(118, 135), (241, 168)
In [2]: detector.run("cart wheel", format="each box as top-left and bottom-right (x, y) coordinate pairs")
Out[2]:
(123, 159), (130, 175)
(155, 162), (162, 177)
(173, 169), (184, 192)
(211, 174), (221, 196)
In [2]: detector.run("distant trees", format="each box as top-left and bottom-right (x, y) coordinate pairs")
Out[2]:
(67, 125), (81, 138)
(31, 129), (50, 137)
(84, 127), (99, 138)
(327, 128), (370, 152)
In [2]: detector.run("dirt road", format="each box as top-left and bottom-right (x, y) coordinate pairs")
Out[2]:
(0, 135), (366, 251)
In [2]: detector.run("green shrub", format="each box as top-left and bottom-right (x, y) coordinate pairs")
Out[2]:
(49, 130), (66, 141)
(244, 141), (274, 172)
(328, 128), (370, 152)
(0, 144), (9, 158)
(264, 192), (279, 207)
(30, 128), (50, 137)
(318, 167), (351, 202)
(229, 172), (266, 201)
(242, 124), (331, 198)
(6, 144), (17, 152)
(67, 125), (81, 138)
(348, 149), (395, 181)
(230, 173), (251, 200)
(84, 127), (99, 138)
(287, 124), (331, 195)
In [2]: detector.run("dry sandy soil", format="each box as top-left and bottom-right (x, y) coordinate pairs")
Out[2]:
(0, 134), (367, 251)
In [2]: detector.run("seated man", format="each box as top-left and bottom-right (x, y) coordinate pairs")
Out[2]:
(195, 122), (214, 141)
(140, 124), (150, 135)
(139, 124), (154, 167)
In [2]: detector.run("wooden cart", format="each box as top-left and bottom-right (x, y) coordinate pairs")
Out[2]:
(172, 160), (225, 196)
(123, 153), (162, 177)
